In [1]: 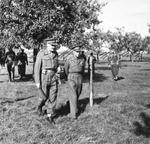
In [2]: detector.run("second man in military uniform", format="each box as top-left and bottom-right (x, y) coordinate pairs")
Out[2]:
(64, 47), (86, 120)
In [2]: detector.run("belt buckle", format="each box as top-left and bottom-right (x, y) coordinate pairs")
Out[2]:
(42, 69), (47, 74)
(47, 70), (51, 73)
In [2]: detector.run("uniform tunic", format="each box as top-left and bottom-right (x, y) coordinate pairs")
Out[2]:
(34, 49), (58, 114)
(64, 53), (86, 118)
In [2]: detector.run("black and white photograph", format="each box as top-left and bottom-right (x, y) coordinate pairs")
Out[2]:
(0, 0), (150, 143)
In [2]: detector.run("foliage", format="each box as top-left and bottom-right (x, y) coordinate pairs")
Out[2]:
(105, 28), (148, 54)
(86, 29), (108, 60)
(0, 0), (105, 50)
(142, 36), (150, 52)
(124, 32), (142, 53)
(105, 28), (126, 53)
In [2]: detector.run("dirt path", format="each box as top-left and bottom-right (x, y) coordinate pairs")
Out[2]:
(0, 55), (150, 144)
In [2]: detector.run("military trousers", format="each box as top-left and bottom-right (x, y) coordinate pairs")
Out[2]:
(39, 70), (58, 115)
(67, 73), (83, 118)
(18, 64), (26, 77)
(111, 64), (119, 78)
(7, 62), (15, 81)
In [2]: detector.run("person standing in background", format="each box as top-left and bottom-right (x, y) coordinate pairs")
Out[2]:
(108, 51), (121, 81)
(17, 49), (28, 80)
(5, 46), (16, 82)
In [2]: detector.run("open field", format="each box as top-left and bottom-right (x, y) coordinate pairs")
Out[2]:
(0, 55), (150, 144)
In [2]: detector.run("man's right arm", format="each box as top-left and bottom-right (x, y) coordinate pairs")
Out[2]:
(64, 60), (70, 79)
(34, 51), (42, 88)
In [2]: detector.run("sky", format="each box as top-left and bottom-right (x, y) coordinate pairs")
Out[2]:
(98, 0), (150, 37)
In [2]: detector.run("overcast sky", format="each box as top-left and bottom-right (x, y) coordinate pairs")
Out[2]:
(98, 0), (150, 37)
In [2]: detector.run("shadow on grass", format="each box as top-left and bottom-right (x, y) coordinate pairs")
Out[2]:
(15, 74), (33, 82)
(121, 64), (128, 67)
(121, 64), (141, 68)
(0, 73), (7, 75)
(95, 66), (110, 71)
(83, 72), (108, 83)
(55, 96), (109, 118)
(117, 76), (125, 81)
(142, 57), (150, 62)
(97, 61), (108, 65)
(146, 104), (150, 108)
(140, 69), (150, 71)
(133, 112), (150, 138)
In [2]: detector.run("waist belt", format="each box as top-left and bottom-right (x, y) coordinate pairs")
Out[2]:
(42, 68), (56, 74)
(69, 72), (83, 74)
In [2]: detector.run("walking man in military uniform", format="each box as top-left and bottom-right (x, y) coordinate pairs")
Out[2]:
(5, 47), (16, 82)
(64, 47), (86, 120)
(34, 37), (59, 123)
(108, 50), (121, 81)
(17, 49), (28, 80)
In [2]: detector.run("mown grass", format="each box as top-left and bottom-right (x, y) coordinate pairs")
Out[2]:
(0, 55), (150, 144)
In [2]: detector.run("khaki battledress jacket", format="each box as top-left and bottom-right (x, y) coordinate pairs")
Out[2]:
(34, 49), (58, 85)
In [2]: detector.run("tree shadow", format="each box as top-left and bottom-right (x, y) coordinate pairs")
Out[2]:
(132, 112), (150, 138)
(116, 76), (125, 81)
(83, 72), (108, 83)
(54, 96), (109, 118)
(140, 69), (150, 71)
(142, 57), (150, 62)
(93, 73), (108, 82)
(121, 60), (130, 62)
(0, 73), (7, 75)
(145, 104), (150, 108)
(121, 64), (128, 67)
(97, 61), (108, 65)
(14, 74), (33, 82)
(95, 66), (110, 71)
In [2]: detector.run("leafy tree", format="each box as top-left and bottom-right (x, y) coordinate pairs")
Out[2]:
(87, 29), (108, 61)
(104, 29), (146, 62)
(142, 36), (150, 54)
(105, 28), (126, 53)
(0, 0), (105, 52)
(123, 32), (142, 61)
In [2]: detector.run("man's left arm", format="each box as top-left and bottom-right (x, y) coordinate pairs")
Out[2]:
(64, 60), (70, 79)
(25, 53), (28, 65)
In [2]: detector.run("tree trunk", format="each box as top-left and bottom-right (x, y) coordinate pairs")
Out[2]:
(96, 53), (99, 62)
(129, 53), (132, 62)
(129, 51), (134, 62)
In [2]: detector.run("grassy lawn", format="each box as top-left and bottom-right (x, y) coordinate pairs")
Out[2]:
(0, 55), (150, 144)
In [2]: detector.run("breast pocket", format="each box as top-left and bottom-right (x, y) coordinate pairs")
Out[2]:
(42, 57), (53, 68)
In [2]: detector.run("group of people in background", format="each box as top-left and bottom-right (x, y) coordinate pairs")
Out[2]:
(2, 47), (28, 82)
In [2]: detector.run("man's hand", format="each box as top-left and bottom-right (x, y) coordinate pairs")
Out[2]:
(36, 83), (40, 89)
(57, 66), (61, 74)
